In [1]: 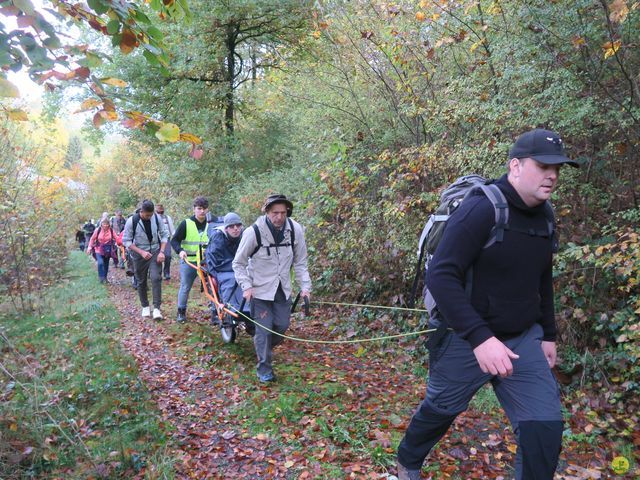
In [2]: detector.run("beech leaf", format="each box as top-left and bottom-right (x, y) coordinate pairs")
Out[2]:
(155, 122), (180, 142)
(0, 78), (20, 98)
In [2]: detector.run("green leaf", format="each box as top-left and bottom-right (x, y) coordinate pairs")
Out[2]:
(19, 35), (36, 51)
(155, 122), (180, 142)
(87, 0), (108, 15)
(78, 52), (103, 68)
(150, 0), (161, 12)
(106, 20), (120, 35)
(142, 49), (160, 66)
(132, 10), (152, 25)
(0, 77), (20, 97)
(42, 35), (61, 49)
(146, 26), (163, 41)
(13, 0), (35, 15)
(142, 43), (162, 56)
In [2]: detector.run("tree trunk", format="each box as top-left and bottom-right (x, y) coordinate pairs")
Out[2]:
(225, 24), (236, 135)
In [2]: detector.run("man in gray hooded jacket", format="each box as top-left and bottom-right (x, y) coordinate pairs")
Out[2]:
(122, 199), (169, 320)
(233, 194), (311, 383)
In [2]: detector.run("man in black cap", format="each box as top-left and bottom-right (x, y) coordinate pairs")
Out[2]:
(233, 194), (312, 383)
(396, 129), (578, 480)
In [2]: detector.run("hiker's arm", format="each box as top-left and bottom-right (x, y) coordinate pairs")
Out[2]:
(539, 261), (557, 342)
(232, 228), (256, 298)
(292, 223), (312, 298)
(171, 220), (187, 256)
(426, 197), (495, 348)
(122, 217), (134, 249)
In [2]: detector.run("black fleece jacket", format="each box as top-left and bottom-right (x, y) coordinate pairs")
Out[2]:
(426, 175), (556, 349)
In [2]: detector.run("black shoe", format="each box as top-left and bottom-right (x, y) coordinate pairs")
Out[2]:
(176, 308), (186, 323)
(397, 462), (421, 480)
(210, 312), (221, 327)
(164, 276), (171, 281)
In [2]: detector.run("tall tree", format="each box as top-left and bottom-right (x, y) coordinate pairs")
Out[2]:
(63, 136), (83, 168)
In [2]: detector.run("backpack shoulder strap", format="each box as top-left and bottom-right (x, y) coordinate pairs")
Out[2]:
(250, 224), (262, 258)
(477, 183), (509, 248)
(543, 200), (558, 253)
(154, 213), (161, 243)
(132, 214), (140, 239)
(288, 218), (295, 255)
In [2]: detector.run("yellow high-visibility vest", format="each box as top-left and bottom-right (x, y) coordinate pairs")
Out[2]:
(181, 219), (208, 263)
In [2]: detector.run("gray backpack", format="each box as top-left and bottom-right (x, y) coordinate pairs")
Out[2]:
(407, 175), (556, 312)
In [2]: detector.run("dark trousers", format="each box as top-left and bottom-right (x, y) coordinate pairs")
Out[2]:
(131, 250), (162, 309)
(398, 324), (563, 479)
(162, 242), (172, 278)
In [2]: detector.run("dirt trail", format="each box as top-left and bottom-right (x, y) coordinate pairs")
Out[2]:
(103, 267), (616, 480)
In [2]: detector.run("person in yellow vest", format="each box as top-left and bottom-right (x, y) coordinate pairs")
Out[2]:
(171, 196), (210, 323)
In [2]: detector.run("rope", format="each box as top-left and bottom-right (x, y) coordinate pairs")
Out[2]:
(183, 260), (436, 344)
(312, 300), (428, 314)
(228, 305), (437, 344)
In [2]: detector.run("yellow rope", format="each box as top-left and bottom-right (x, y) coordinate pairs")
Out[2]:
(311, 300), (428, 314)
(228, 305), (436, 345)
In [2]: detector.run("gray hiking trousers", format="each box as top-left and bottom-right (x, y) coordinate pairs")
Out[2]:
(131, 250), (163, 309)
(250, 285), (291, 377)
(398, 323), (563, 479)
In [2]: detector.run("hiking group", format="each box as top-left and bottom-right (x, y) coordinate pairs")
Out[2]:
(83, 193), (312, 385)
(81, 127), (577, 479)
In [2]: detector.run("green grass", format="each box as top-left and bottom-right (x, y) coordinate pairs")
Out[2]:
(0, 251), (175, 479)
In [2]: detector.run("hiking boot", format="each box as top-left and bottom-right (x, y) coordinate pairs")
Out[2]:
(152, 308), (163, 321)
(210, 311), (221, 327)
(396, 462), (421, 480)
(176, 308), (186, 324)
(258, 372), (275, 383)
(141, 306), (151, 318)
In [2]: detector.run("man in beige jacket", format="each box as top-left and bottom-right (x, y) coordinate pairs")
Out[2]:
(233, 194), (312, 383)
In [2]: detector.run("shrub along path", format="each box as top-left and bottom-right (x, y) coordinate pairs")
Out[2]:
(105, 267), (630, 479)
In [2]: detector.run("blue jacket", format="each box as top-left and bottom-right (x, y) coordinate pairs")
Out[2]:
(205, 228), (241, 275)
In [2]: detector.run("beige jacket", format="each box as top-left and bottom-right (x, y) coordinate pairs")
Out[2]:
(233, 215), (312, 301)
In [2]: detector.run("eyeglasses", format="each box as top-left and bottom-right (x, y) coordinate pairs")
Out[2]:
(227, 224), (242, 229)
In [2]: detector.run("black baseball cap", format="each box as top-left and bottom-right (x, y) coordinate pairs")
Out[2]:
(509, 129), (579, 167)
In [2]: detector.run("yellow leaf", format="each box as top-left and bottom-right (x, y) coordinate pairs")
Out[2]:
(0, 78), (20, 98)
(100, 77), (128, 87)
(155, 122), (180, 142)
(7, 109), (28, 121)
(98, 110), (118, 121)
(507, 444), (517, 454)
(284, 460), (294, 468)
(571, 36), (586, 49)
(74, 98), (102, 113)
(415, 11), (426, 21)
(419, 0), (428, 7)
(9, 423), (17, 431)
(609, 0), (630, 23)
(178, 132), (203, 144)
(312, 30), (321, 39)
(432, 13), (441, 21)
(470, 39), (485, 52)
(603, 40), (621, 59)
